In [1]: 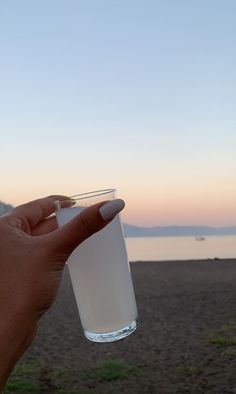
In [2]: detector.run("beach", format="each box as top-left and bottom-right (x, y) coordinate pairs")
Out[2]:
(15, 259), (236, 393)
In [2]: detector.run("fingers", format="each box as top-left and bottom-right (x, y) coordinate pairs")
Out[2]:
(31, 216), (58, 236)
(45, 199), (125, 258)
(11, 195), (72, 228)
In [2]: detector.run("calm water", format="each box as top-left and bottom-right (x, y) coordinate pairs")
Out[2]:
(125, 235), (236, 262)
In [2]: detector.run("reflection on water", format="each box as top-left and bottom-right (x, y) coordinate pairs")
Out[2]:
(125, 235), (236, 262)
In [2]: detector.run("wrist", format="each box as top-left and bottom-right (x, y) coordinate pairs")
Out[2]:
(0, 308), (37, 390)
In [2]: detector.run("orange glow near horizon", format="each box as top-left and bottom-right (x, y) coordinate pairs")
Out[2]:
(120, 182), (236, 226)
(2, 191), (236, 227)
(1, 167), (236, 227)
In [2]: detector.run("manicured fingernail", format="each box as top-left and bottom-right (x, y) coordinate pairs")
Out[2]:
(99, 199), (125, 221)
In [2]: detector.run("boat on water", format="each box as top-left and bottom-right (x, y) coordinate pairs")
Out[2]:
(195, 237), (206, 241)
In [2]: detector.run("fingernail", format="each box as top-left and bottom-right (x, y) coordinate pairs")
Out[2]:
(99, 199), (125, 221)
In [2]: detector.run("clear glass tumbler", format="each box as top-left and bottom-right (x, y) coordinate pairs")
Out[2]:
(55, 189), (138, 342)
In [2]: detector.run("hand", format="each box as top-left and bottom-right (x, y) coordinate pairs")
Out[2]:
(0, 195), (125, 389)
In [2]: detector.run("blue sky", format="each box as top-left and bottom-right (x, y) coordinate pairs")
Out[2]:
(0, 0), (235, 225)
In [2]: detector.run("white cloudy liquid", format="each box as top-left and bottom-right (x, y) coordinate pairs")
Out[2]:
(56, 207), (137, 335)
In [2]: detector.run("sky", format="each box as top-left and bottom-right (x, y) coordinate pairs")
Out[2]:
(0, 0), (235, 226)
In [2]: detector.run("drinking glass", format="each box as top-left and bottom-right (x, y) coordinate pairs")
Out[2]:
(55, 189), (138, 342)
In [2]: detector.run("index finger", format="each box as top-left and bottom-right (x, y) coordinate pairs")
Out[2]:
(12, 195), (72, 227)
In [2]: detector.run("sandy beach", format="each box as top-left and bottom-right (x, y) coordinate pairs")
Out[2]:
(13, 259), (236, 393)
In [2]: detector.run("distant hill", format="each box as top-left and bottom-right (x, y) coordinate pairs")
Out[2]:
(0, 201), (13, 216)
(123, 224), (236, 238)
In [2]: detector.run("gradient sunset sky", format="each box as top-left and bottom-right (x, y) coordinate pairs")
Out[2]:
(0, 1), (235, 226)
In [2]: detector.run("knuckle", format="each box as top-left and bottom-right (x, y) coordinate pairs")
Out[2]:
(77, 212), (94, 237)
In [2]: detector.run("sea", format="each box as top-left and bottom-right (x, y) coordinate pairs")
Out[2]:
(125, 235), (236, 262)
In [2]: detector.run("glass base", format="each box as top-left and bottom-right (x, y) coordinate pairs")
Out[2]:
(84, 319), (138, 343)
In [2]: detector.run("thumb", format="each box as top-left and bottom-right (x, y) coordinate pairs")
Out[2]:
(46, 199), (125, 258)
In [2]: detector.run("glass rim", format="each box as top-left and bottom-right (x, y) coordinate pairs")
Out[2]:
(55, 188), (116, 205)
(70, 188), (116, 201)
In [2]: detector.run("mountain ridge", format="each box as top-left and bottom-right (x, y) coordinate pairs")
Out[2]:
(123, 223), (236, 237)
(0, 201), (13, 216)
